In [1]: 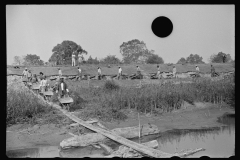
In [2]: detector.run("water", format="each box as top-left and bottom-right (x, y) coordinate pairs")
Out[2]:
(156, 113), (235, 158)
(6, 113), (235, 158)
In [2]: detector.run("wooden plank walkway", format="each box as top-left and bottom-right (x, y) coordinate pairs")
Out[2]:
(27, 85), (205, 158)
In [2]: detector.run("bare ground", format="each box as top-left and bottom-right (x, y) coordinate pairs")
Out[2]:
(6, 102), (234, 151)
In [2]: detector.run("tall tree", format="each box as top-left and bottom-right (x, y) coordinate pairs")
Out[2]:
(186, 54), (205, 64)
(23, 54), (44, 66)
(13, 56), (24, 65)
(49, 40), (88, 65)
(102, 55), (121, 64)
(177, 57), (187, 64)
(120, 39), (152, 63)
(146, 53), (164, 64)
(209, 52), (232, 63)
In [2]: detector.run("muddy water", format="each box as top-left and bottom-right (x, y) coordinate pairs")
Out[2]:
(6, 113), (234, 158)
(156, 113), (235, 158)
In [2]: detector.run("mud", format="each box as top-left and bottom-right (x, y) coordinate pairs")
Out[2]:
(6, 102), (234, 152)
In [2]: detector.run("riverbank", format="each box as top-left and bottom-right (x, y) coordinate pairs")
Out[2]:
(6, 102), (234, 151)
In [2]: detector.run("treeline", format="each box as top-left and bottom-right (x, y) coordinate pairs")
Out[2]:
(12, 39), (233, 66)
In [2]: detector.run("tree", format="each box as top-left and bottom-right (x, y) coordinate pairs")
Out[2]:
(13, 56), (24, 65)
(120, 39), (153, 63)
(22, 54), (44, 66)
(146, 53), (164, 64)
(102, 55), (121, 64)
(209, 52), (232, 63)
(186, 54), (205, 64)
(177, 57), (187, 64)
(49, 40), (88, 65)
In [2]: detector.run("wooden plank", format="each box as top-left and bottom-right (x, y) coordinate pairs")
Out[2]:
(54, 105), (173, 158)
(27, 85), (205, 158)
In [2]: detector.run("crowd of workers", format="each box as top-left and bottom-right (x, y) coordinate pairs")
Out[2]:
(22, 64), (217, 98)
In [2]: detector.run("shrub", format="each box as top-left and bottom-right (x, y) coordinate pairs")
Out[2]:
(103, 80), (120, 91)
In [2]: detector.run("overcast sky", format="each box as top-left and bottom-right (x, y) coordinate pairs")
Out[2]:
(6, 5), (235, 65)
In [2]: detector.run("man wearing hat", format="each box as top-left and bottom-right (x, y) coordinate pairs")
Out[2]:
(195, 65), (200, 74)
(56, 77), (69, 98)
(97, 67), (101, 80)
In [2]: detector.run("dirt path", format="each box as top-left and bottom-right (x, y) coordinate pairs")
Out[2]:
(6, 102), (234, 151)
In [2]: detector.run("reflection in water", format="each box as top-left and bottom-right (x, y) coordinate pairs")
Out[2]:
(6, 146), (60, 158)
(157, 114), (235, 158)
(6, 114), (235, 158)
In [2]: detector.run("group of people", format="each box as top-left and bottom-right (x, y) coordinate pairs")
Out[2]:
(71, 52), (83, 67)
(22, 68), (69, 98)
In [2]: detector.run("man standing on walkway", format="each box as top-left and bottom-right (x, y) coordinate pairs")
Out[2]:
(157, 65), (162, 79)
(118, 66), (122, 80)
(97, 67), (102, 80)
(56, 77), (69, 98)
(22, 68), (28, 78)
(58, 68), (62, 77)
(196, 65), (200, 74)
(76, 67), (82, 81)
(172, 66), (177, 78)
(72, 53), (76, 66)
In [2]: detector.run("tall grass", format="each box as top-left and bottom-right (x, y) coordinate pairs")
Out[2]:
(7, 80), (53, 126)
(97, 77), (235, 115)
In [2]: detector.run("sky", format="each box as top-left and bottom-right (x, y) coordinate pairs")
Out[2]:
(6, 5), (235, 65)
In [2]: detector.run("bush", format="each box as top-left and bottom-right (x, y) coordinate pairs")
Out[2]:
(103, 80), (120, 91)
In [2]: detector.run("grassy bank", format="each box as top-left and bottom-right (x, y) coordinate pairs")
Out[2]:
(7, 73), (234, 125)
(7, 63), (235, 76)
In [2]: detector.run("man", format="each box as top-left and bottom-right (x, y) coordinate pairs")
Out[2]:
(78, 53), (82, 65)
(97, 67), (102, 80)
(56, 77), (69, 98)
(39, 72), (44, 80)
(58, 68), (62, 77)
(118, 66), (122, 80)
(22, 68), (28, 78)
(39, 75), (48, 93)
(196, 65), (200, 74)
(156, 65), (162, 79)
(76, 67), (82, 81)
(211, 65), (216, 77)
(72, 53), (76, 66)
(27, 70), (32, 82)
(172, 66), (177, 78)
(136, 66), (142, 79)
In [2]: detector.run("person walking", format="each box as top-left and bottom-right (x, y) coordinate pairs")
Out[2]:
(157, 65), (162, 79)
(22, 68), (28, 78)
(97, 67), (102, 80)
(76, 67), (82, 81)
(172, 66), (177, 78)
(72, 53), (76, 66)
(118, 66), (122, 80)
(211, 65), (216, 77)
(56, 77), (69, 98)
(58, 68), (62, 77)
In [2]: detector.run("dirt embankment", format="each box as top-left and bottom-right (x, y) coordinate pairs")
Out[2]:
(6, 101), (234, 151)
